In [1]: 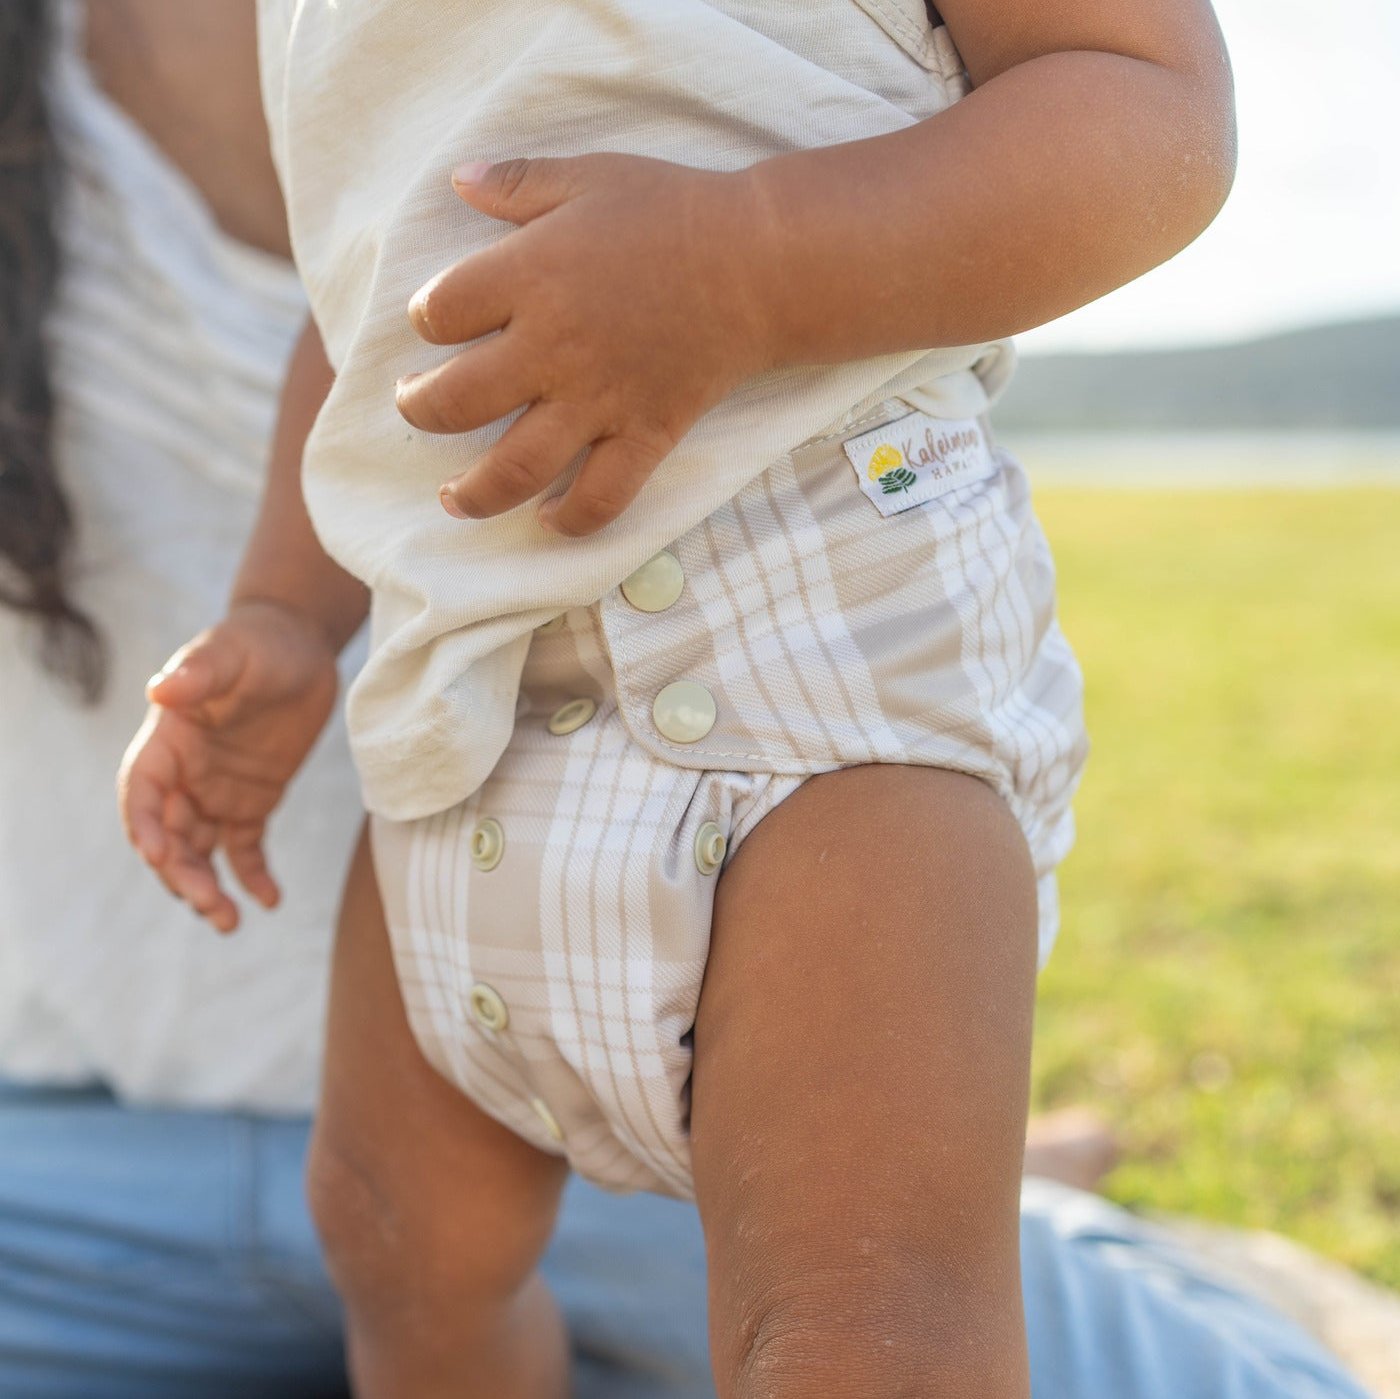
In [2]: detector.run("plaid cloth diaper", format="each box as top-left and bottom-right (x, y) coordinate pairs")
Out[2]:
(371, 383), (1086, 1196)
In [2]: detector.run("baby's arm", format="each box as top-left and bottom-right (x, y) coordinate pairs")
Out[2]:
(739, 0), (1237, 365)
(399, 0), (1233, 537)
(118, 320), (368, 931)
(226, 319), (368, 654)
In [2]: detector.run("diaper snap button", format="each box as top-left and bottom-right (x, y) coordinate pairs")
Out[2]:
(530, 1096), (564, 1143)
(547, 697), (598, 736)
(694, 822), (727, 875)
(468, 982), (509, 1033)
(652, 681), (716, 744)
(536, 614), (567, 635)
(620, 550), (685, 613)
(470, 817), (509, 868)
(469, 818), (505, 871)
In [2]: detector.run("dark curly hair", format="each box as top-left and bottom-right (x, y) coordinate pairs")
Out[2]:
(0, 0), (104, 700)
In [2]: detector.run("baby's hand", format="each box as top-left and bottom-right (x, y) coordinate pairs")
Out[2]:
(397, 154), (777, 537)
(117, 601), (339, 933)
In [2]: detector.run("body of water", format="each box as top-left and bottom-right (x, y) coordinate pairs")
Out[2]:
(1001, 432), (1400, 487)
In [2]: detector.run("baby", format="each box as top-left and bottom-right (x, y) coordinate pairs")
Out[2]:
(120, 1), (1234, 1394)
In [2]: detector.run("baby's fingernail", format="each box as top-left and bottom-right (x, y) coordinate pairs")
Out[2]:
(395, 373), (421, 396)
(537, 501), (562, 533)
(452, 161), (492, 187)
(440, 486), (469, 519)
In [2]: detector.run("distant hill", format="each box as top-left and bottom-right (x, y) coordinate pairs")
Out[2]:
(995, 316), (1400, 432)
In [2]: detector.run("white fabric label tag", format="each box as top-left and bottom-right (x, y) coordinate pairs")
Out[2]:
(841, 411), (996, 517)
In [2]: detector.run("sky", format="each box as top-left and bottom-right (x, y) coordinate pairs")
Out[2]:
(1019, 0), (1400, 355)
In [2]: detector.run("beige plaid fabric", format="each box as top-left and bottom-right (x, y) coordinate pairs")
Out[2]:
(371, 391), (1086, 1197)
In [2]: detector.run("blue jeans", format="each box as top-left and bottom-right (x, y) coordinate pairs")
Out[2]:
(0, 1082), (1370, 1398)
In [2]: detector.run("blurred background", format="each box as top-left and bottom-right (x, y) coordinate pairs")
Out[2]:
(998, 0), (1400, 1295)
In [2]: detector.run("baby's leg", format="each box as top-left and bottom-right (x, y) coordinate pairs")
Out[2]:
(307, 825), (570, 1399)
(693, 766), (1038, 1399)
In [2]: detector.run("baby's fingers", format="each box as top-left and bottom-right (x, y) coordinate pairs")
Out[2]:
(407, 245), (513, 346)
(222, 821), (281, 911)
(117, 712), (176, 863)
(537, 430), (668, 537)
(394, 332), (537, 436)
(439, 400), (592, 521)
(163, 790), (240, 934)
(121, 765), (170, 865)
(146, 630), (245, 711)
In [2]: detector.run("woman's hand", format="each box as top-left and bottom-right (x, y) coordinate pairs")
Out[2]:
(396, 154), (778, 538)
(116, 600), (339, 933)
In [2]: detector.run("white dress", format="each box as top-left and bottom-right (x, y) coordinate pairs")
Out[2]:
(0, 0), (363, 1114)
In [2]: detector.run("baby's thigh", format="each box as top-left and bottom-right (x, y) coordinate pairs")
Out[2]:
(310, 823), (567, 1311)
(692, 763), (1038, 1399)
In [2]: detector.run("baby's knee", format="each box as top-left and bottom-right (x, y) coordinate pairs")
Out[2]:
(722, 1255), (1029, 1399)
(306, 1124), (557, 1319)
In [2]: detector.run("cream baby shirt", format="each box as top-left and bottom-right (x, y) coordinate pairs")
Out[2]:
(258, 0), (1014, 820)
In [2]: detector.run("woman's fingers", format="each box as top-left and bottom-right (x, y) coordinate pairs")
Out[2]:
(395, 330), (539, 436)
(537, 429), (669, 536)
(438, 399), (594, 520)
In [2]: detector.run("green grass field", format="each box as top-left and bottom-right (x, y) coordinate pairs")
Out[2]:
(1029, 487), (1400, 1289)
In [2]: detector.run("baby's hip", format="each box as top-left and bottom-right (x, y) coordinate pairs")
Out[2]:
(534, 406), (1086, 817)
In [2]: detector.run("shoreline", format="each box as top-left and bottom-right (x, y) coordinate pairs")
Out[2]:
(999, 430), (1400, 487)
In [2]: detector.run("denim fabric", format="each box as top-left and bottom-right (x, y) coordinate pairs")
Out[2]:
(1018, 1177), (1373, 1399)
(0, 1082), (1370, 1398)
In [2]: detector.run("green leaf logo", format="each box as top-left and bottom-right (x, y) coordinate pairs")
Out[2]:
(878, 467), (917, 495)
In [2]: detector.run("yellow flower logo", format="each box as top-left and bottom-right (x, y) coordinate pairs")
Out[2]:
(867, 444), (904, 480)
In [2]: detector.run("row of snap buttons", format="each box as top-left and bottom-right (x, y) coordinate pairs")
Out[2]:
(476, 601), (607, 1154)
(468, 981), (565, 1143)
(474, 812), (724, 883)
(535, 550), (717, 748)
(623, 552), (719, 745)
(467, 979), (564, 1142)
(541, 677), (716, 747)
(473, 546), (720, 1150)
(464, 980), (562, 1142)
